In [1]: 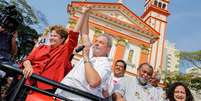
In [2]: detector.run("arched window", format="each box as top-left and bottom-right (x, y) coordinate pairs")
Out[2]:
(154, 0), (158, 6)
(162, 4), (166, 9)
(158, 2), (162, 8)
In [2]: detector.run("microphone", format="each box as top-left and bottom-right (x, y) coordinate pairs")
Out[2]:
(75, 45), (85, 53)
(69, 45), (85, 61)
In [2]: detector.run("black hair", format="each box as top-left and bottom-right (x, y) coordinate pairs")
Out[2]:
(166, 82), (194, 101)
(115, 59), (127, 70)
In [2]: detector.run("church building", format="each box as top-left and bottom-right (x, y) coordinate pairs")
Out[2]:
(67, 0), (170, 76)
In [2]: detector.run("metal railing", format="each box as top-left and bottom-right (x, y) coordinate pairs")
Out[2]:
(0, 63), (105, 101)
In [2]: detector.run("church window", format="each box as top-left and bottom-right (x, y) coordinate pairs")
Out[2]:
(154, 0), (158, 6)
(162, 4), (166, 9)
(158, 2), (162, 8)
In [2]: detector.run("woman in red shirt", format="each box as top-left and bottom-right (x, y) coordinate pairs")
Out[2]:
(22, 7), (91, 92)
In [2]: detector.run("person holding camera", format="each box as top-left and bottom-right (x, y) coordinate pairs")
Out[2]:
(0, 5), (24, 100)
(0, 26), (18, 62)
(0, 5), (21, 77)
(0, 19), (19, 78)
(0, 22), (19, 100)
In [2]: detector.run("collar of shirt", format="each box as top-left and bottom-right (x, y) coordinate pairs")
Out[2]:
(89, 56), (110, 63)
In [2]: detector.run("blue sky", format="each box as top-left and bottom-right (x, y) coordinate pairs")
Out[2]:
(27, 0), (201, 73)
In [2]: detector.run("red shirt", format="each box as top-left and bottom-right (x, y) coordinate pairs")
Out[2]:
(25, 31), (79, 90)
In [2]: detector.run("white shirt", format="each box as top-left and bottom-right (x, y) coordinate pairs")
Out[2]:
(115, 77), (166, 101)
(55, 57), (112, 101)
(105, 73), (124, 96)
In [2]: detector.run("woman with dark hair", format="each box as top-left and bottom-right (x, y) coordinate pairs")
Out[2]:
(166, 82), (194, 101)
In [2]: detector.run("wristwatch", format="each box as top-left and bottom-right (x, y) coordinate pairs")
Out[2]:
(84, 57), (90, 63)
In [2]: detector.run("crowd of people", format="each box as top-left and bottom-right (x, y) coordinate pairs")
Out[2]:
(0, 6), (195, 101)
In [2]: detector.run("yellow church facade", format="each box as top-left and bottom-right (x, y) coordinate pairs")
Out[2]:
(67, 0), (170, 76)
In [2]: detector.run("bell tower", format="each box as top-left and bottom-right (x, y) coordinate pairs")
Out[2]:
(141, 0), (170, 72)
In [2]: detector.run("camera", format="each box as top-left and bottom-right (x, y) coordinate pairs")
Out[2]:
(0, 5), (23, 33)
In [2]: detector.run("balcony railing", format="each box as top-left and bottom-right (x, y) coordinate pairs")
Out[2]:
(0, 63), (106, 101)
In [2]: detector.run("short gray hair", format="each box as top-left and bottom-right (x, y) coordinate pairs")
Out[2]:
(137, 63), (153, 72)
(97, 34), (112, 48)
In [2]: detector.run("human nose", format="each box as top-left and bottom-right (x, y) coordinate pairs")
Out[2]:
(94, 41), (99, 45)
(143, 73), (148, 77)
(143, 73), (150, 79)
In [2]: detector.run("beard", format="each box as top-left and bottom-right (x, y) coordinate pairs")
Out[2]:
(137, 77), (148, 86)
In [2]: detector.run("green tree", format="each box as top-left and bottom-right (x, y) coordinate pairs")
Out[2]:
(0, 0), (48, 60)
(165, 72), (201, 94)
(180, 50), (201, 69)
(0, 0), (39, 24)
(166, 50), (201, 95)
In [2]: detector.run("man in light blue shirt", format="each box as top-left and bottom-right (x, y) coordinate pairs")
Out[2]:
(113, 63), (166, 101)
